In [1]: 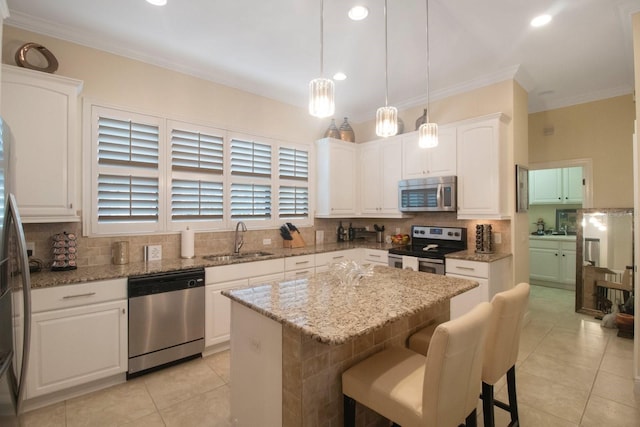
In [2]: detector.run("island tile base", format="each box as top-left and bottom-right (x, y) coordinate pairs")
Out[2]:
(281, 301), (449, 426)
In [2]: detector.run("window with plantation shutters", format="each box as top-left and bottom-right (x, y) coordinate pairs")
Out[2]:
(95, 113), (161, 225)
(98, 175), (159, 222)
(171, 129), (224, 174)
(279, 147), (308, 180)
(169, 126), (225, 225)
(87, 102), (314, 236)
(98, 117), (159, 168)
(230, 183), (271, 219)
(171, 179), (223, 221)
(279, 186), (308, 218)
(278, 146), (309, 219)
(230, 139), (271, 177)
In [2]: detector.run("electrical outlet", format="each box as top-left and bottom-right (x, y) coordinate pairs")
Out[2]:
(145, 245), (162, 261)
(494, 233), (502, 244)
(263, 238), (271, 245)
(26, 242), (35, 257)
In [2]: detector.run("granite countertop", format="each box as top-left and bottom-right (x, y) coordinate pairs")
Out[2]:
(529, 234), (577, 242)
(446, 250), (513, 263)
(223, 265), (477, 345)
(29, 241), (394, 289)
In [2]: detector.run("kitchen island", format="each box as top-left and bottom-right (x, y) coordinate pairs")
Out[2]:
(223, 265), (478, 426)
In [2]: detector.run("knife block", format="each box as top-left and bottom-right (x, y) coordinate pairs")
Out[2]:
(283, 231), (306, 248)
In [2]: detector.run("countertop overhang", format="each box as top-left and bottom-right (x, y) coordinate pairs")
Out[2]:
(223, 265), (478, 345)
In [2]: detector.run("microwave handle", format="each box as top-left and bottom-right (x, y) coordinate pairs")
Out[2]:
(437, 183), (442, 207)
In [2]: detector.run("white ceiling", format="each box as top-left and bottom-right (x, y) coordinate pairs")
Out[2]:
(5, 0), (640, 122)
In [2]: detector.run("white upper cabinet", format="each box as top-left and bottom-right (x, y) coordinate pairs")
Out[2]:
(401, 127), (456, 179)
(315, 138), (357, 217)
(530, 167), (583, 205)
(456, 113), (510, 220)
(359, 136), (404, 217)
(1, 65), (83, 222)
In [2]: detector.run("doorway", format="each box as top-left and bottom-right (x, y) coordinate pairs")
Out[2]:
(527, 160), (593, 302)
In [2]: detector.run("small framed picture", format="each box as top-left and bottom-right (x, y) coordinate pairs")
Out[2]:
(516, 165), (529, 213)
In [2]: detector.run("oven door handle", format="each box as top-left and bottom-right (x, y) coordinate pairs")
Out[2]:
(416, 257), (444, 265)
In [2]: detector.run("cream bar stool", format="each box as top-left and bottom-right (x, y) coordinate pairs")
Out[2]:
(342, 302), (493, 427)
(481, 282), (530, 427)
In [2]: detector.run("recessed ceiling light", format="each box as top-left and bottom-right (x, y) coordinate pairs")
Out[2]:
(530, 14), (552, 27)
(348, 6), (369, 21)
(146, 0), (167, 6)
(333, 72), (347, 81)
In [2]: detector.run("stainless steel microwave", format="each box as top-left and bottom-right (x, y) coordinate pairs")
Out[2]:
(398, 176), (457, 212)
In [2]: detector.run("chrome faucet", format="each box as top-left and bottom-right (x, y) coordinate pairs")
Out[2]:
(233, 221), (247, 254)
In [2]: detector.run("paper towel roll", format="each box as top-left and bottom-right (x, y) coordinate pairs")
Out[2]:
(181, 227), (195, 259)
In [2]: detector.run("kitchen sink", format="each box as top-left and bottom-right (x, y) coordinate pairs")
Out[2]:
(203, 251), (273, 261)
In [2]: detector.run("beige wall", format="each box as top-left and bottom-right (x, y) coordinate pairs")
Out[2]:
(529, 95), (635, 208)
(355, 80), (517, 142)
(2, 26), (326, 145)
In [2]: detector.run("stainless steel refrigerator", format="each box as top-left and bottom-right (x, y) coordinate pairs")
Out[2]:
(0, 118), (32, 425)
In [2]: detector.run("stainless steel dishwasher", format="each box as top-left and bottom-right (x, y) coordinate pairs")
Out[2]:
(128, 268), (205, 377)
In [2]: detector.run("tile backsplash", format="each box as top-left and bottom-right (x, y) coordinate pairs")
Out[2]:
(24, 214), (510, 268)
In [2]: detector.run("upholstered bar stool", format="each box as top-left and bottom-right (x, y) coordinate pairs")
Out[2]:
(481, 282), (530, 427)
(342, 302), (493, 427)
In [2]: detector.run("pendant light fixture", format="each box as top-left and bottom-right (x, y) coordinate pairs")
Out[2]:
(418, 0), (438, 148)
(375, 0), (397, 137)
(309, 0), (335, 118)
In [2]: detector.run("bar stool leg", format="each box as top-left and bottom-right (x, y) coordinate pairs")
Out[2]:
(465, 408), (477, 427)
(507, 366), (519, 426)
(482, 382), (495, 427)
(344, 395), (356, 427)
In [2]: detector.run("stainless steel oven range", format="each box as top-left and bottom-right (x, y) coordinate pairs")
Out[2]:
(388, 225), (467, 275)
(127, 267), (205, 377)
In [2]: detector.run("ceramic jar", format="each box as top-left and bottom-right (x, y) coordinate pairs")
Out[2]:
(339, 117), (355, 142)
(324, 119), (340, 139)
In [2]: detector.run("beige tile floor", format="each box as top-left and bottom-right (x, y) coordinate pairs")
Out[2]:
(18, 285), (640, 426)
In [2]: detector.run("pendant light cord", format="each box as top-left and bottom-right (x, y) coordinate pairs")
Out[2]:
(384, 0), (389, 107)
(425, 0), (430, 122)
(320, 0), (324, 77)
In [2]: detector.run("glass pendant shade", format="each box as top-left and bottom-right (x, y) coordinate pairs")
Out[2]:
(308, 77), (335, 118)
(418, 122), (438, 148)
(376, 106), (398, 137)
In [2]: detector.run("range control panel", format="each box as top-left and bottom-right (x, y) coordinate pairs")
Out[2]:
(411, 225), (465, 242)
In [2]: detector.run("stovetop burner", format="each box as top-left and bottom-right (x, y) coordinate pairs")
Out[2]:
(388, 225), (467, 259)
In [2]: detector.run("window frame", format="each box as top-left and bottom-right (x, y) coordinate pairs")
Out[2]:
(83, 101), (314, 237)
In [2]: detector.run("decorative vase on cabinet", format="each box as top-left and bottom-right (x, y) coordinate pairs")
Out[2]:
(324, 119), (340, 139)
(339, 117), (355, 142)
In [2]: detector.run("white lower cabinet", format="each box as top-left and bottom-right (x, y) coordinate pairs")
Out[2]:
(446, 256), (512, 319)
(204, 259), (284, 352)
(205, 279), (247, 348)
(28, 279), (128, 399)
(529, 237), (577, 289)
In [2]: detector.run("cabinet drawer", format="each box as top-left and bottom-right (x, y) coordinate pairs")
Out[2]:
(529, 239), (560, 249)
(284, 255), (315, 271)
(446, 259), (489, 278)
(206, 258), (285, 283)
(32, 279), (127, 313)
(362, 249), (388, 263)
(315, 249), (359, 266)
(284, 269), (314, 280)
